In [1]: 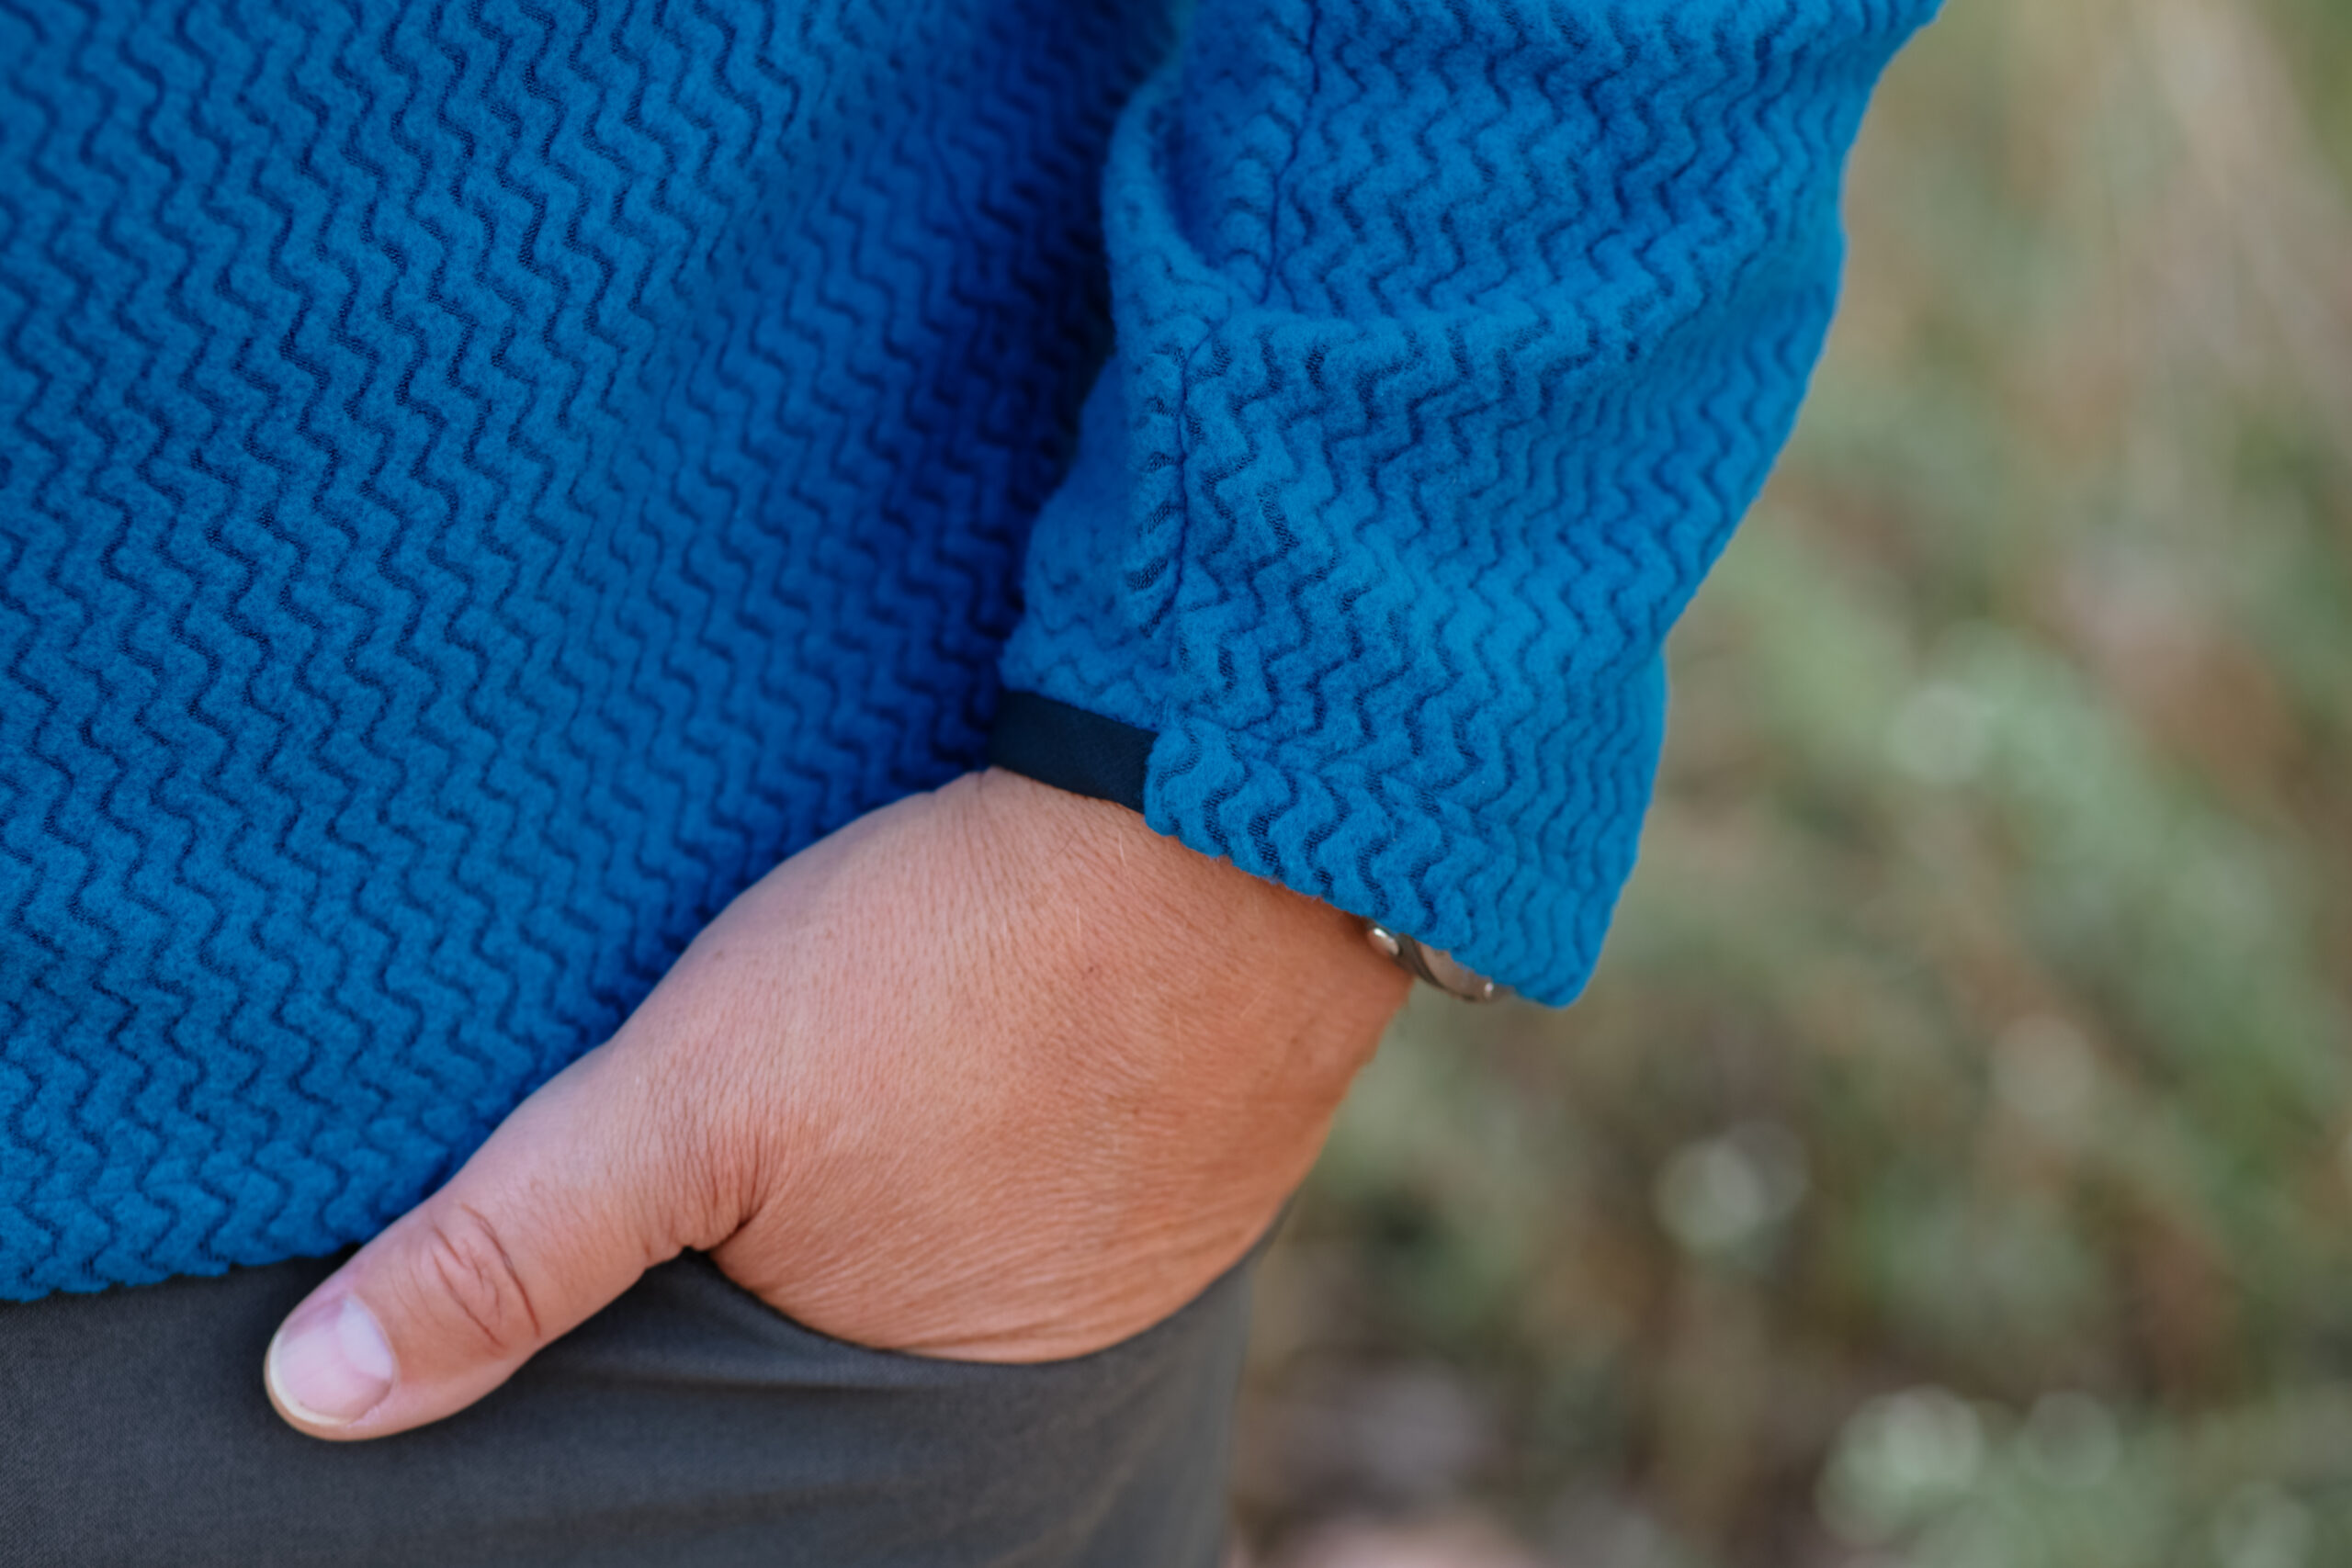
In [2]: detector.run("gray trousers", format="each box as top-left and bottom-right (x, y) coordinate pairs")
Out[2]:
(0, 1247), (1256, 1566)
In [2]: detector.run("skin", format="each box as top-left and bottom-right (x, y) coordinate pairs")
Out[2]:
(264, 766), (1410, 1439)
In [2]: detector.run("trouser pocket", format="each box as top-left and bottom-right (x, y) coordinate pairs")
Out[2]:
(0, 1244), (1257, 1568)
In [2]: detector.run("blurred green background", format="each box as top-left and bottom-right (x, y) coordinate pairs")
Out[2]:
(1233, 1), (2352, 1563)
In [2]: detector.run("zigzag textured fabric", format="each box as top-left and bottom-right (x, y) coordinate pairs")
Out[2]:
(0, 0), (1932, 1300)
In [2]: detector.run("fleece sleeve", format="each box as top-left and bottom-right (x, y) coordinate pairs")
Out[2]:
(994, 0), (1939, 1005)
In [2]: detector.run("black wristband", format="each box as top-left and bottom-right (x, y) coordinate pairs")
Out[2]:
(985, 691), (1155, 814)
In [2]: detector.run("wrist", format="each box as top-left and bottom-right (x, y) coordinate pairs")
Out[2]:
(965, 766), (1408, 1013)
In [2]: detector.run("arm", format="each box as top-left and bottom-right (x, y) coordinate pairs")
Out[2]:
(1003, 0), (1938, 1002)
(263, 0), (1933, 1436)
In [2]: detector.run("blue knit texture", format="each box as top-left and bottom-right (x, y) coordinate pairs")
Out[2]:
(1001, 0), (1934, 1003)
(0, 0), (1928, 1298)
(0, 0), (1173, 1299)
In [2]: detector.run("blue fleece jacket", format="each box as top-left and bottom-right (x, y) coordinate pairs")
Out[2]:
(0, 0), (1932, 1299)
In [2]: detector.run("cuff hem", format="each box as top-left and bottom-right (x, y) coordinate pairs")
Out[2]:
(1143, 710), (1632, 1006)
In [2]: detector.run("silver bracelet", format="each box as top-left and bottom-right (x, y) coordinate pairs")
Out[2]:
(1362, 922), (1504, 1003)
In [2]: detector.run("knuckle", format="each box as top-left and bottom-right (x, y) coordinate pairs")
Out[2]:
(415, 1203), (543, 1357)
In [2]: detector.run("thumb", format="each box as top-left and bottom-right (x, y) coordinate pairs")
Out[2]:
(263, 1040), (724, 1440)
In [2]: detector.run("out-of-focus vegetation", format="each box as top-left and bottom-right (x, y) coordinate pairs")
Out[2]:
(1236, 1), (2352, 1563)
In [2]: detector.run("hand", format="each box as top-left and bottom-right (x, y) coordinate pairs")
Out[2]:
(263, 767), (1409, 1438)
